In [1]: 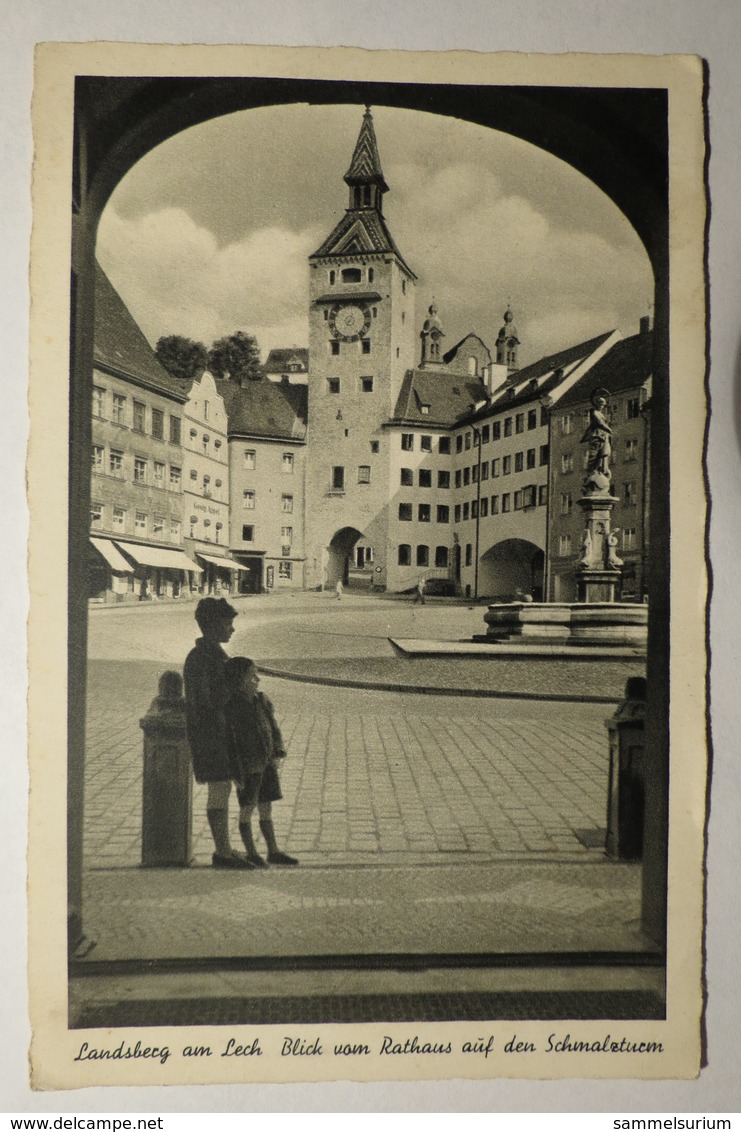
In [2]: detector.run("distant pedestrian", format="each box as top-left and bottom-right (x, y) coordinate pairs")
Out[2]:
(224, 657), (298, 868)
(183, 597), (253, 870)
(412, 578), (426, 605)
(335, 579), (343, 600)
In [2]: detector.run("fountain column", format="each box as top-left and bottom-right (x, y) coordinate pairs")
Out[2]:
(576, 388), (622, 603)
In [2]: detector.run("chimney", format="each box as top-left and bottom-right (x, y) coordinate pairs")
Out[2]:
(640, 315), (651, 335)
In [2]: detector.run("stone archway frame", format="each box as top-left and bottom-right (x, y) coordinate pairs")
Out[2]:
(62, 50), (676, 948)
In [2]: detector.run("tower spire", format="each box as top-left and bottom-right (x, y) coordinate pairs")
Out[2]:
(344, 106), (389, 211)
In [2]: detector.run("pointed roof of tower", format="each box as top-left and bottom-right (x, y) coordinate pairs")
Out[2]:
(344, 105), (388, 191)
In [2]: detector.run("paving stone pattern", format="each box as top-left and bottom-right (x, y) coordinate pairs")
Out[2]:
(85, 658), (611, 869)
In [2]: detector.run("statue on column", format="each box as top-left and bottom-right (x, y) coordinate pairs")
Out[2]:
(581, 387), (613, 494)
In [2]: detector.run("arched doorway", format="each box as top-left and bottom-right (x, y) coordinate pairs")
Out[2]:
(66, 72), (670, 947)
(325, 526), (364, 590)
(478, 539), (545, 601)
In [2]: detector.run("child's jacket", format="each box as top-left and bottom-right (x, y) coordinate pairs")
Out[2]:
(225, 689), (286, 786)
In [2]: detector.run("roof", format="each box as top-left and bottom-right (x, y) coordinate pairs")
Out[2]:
(443, 332), (492, 367)
(391, 369), (489, 428)
(310, 210), (416, 278)
(555, 330), (653, 409)
(344, 107), (388, 191)
(219, 378), (308, 441)
(93, 263), (187, 401)
(263, 348), (309, 373)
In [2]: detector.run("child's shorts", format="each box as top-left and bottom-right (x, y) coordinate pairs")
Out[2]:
(236, 761), (282, 808)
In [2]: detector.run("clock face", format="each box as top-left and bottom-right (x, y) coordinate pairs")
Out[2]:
(329, 302), (372, 342)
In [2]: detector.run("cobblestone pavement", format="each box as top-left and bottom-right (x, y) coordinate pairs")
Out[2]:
(86, 657), (612, 868)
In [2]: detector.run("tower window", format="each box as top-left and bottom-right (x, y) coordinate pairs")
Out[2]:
(328, 378), (340, 394)
(360, 376), (373, 393)
(323, 309), (329, 321)
(402, 279), (407, 295)
(331, 341), (340, 355)
(370, 440), (379, 453)
(362, 339), (371, 355)
(242, 525), (254, 543)
(329, 270), (336, 285)
(368, 268), (374, 283)
(358, 465), (371, 484)
(331, 466), (345, 492)
(342, 268), (362, 283)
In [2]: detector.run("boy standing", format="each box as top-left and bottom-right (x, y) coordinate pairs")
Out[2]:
(224, 657), (298, 868)
(183, 597), (253, 869)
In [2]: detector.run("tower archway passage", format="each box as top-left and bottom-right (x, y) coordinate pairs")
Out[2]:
(325, 527), (365, 590)
(479, 539), (545, 601)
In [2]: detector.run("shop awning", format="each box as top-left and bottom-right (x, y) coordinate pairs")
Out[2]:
(90, 537), (133, 573)
(196, 552), (245, 571)
(113, 541), (203, 573)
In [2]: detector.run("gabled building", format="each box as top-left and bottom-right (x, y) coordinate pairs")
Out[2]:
(182, 370), (241, 594)
(222, 378), (308, 593)
(89, 264), (201, 601)
(263, 348), (309, 385)
(448, 329), (621, 599)
(547, 319), (653, 601)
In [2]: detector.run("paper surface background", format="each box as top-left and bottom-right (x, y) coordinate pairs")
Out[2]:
(4, 0), (741, 1112)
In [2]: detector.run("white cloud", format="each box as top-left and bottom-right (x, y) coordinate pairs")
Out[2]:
(96, 205), (318, 356)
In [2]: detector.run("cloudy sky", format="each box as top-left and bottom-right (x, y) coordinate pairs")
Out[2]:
(97, 102), (653, 368)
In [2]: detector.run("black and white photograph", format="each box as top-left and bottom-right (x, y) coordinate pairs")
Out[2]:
(26, 44), (707, 1087)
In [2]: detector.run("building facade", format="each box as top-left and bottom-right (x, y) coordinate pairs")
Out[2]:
(89, 265), (200, 602)
(547, 322), (653, 602)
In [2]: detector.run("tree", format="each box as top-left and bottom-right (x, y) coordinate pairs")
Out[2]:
(207, 331), (262, 383)
(155, 335), (208, 380)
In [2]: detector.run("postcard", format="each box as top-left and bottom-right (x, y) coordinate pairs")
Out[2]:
(28, 43), (707, 1087)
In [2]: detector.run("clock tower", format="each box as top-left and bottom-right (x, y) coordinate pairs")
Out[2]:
(306, 106), (417, 590)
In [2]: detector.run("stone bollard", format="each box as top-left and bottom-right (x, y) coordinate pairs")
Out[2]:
(140, 670), (193, 868)
(605, 675), (646, 860)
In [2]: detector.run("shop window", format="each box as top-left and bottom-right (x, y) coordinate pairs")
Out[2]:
(278, 561), (293, 580)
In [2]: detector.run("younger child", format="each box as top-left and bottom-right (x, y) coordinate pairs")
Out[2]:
(223, 657), (298, 868)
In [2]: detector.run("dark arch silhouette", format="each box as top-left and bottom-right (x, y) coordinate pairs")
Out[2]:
(325, 526), (365, 590)
(68, 76), (669, 948)
(478, 538), (545, 601)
